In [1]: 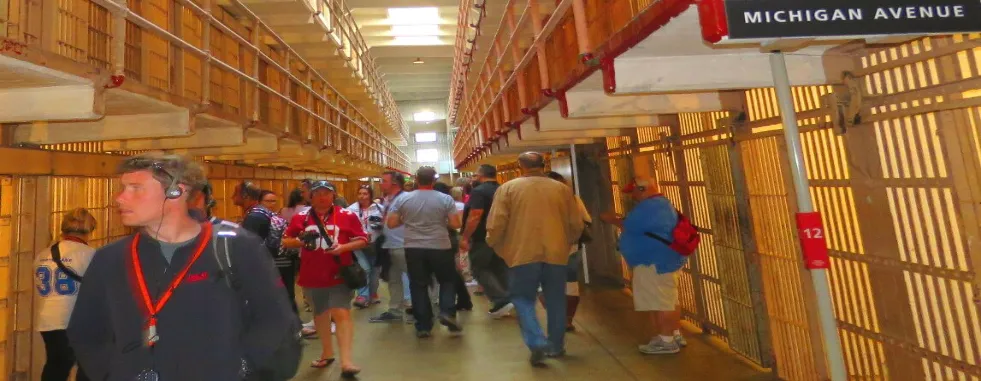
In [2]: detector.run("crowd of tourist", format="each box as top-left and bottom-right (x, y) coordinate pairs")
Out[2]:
(33, 150), (692, 380)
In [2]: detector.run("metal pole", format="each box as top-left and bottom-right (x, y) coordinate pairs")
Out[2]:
(570, 144), (590, 284)
(769, 52), (846, 381)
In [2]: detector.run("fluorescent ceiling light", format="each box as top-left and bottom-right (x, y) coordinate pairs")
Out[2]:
(388, 7), (439, 25)
(392, 24), (439, 36)
(393, 36), (441, 45)
(416, 148), (439, 162)
(414, 111), (437, 122)
(415, 132), (437, 142)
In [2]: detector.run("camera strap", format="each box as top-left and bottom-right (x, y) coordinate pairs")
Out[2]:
(310, 207), (340, 263)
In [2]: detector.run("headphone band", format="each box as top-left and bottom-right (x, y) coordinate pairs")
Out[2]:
(150, 162), (183, 200)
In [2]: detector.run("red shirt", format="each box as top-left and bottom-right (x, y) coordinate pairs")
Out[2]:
(285, 206), (367, 288)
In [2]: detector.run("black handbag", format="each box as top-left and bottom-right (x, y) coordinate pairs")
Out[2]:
(579, 221), (593, 245)
(312, 209), (367, 290)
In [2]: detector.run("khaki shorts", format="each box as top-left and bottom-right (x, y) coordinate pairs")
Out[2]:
(631, 265), (679, 312)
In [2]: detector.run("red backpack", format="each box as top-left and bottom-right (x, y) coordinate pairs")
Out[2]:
(644, 208), (700, 256)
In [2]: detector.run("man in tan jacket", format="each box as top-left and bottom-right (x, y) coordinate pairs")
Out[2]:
(486, 152), (584, 366)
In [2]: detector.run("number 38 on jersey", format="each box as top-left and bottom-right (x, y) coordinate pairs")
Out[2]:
(35, 265), (79, 297)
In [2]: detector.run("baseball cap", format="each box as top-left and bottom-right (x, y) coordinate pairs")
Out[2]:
(621, 176), (652, 193)
(310, 180), (336, 193)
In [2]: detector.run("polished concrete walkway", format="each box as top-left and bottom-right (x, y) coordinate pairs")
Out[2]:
(290, 287), (770, 381)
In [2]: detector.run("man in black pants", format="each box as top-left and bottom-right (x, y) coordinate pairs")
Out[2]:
(386, 167), (464, 338)
(460, 164), (514, 318)
(233, 181), (297, 314)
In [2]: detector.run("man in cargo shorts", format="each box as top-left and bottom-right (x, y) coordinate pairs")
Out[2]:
(600, 176), (687, 355)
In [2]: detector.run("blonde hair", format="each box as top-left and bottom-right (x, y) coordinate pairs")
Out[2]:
(61, 208), (97, 235)
(451, 187), (464, 202)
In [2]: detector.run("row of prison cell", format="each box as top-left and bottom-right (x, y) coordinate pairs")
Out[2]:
(598, 34), (981, 381)
(450, 0), (664, 163)
(2, 0), (408, 167)
(0, 153), (359, 380)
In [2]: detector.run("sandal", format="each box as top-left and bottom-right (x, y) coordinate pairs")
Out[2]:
(341, 367), (361, 379)
(310, 358), (335, 368)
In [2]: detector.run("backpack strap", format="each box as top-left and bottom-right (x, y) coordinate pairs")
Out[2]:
(642, 207), (683, 246)
(51, 242), (83, 283)
(211, 225), (239, 291)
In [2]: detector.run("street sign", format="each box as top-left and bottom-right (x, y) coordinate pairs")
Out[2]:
(717, 1), (981, 40)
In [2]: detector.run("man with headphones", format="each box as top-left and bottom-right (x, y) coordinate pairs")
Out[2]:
(67, 153), (297, 381)
(600, 175), (688, 355)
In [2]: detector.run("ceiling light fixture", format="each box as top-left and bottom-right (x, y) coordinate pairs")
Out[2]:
(413, 58), (424, 64)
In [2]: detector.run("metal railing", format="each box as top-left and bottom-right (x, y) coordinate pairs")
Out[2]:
(2, 0), (409, 171)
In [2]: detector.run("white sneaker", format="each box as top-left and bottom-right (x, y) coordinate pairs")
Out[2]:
(639, 338), (681, 355)
(303, 321), (315, 329)
(675, 334), (688, 347)
(488, 302), (514, 319)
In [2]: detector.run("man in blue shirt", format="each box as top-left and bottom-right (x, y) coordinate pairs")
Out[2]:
(600, 175), (688, 355)
(369, 171), (413, 323)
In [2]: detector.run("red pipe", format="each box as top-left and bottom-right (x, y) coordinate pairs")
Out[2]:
(696, 0), (728, 44)
(556, 91), (569, 118)
(600, 57), (615, 94)
(105, 74), (126, 89)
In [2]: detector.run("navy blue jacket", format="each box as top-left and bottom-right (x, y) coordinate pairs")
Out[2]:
(67, 226), (294, 381)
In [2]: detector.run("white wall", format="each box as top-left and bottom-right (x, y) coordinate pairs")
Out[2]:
(397, 99), (456, 175)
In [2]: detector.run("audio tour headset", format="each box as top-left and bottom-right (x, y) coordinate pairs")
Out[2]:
(150, 162), (184, 200)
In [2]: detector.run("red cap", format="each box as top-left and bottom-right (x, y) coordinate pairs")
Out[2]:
(621, 180), (638, 193)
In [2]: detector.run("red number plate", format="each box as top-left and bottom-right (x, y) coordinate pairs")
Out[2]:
(796, 212), (830, 270)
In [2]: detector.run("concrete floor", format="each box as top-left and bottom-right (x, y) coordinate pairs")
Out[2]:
(290, 287), (771, 381)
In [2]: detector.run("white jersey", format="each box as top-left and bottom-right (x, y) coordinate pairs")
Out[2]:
(34, 241), (95, 332)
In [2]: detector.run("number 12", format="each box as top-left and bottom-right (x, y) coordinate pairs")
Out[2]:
(802, 228), (824, 239)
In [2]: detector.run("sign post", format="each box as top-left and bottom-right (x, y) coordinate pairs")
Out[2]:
(570, 143), (590, 284)
(770, 52), (847, 381)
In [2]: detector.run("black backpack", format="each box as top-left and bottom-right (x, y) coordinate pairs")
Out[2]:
(211, 225), (303, 381)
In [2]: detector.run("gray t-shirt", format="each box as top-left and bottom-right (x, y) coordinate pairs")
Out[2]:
(158, 237), (195, 264)
(389, 190), (458, 250)
(382, 192), (408, 249)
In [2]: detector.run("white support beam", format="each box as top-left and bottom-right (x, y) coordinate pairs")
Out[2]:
(11, 111), (192, 144)
(613, 52), (853, 94)
(536, 108), (662, 131)
(102, 126), (244, 151)
(0, 85), (101, 123)
(176, 134), (279, 156)
(564, 91), (723, 118)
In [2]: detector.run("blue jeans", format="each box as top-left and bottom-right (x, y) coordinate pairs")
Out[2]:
(509, 262), (567, 352)
(355, 249), (380, 300)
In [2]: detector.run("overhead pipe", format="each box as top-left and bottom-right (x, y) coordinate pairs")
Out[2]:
(571, 0), (594, 63)
(529, 0), (553, 97)
(104, 0), (127, 89)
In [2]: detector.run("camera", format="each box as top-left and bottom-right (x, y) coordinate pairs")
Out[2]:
(368, 215), (383, 231)
(298, 231), (321, 251)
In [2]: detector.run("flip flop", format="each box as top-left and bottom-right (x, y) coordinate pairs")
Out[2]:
(311, 358), (335, 368)
(341, 368), (361, 379)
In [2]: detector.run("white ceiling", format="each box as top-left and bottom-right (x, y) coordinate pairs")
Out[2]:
(348, 1), (459, 104)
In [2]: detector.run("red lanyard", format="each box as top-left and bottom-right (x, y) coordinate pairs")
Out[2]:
(129, 223), (212, 346)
